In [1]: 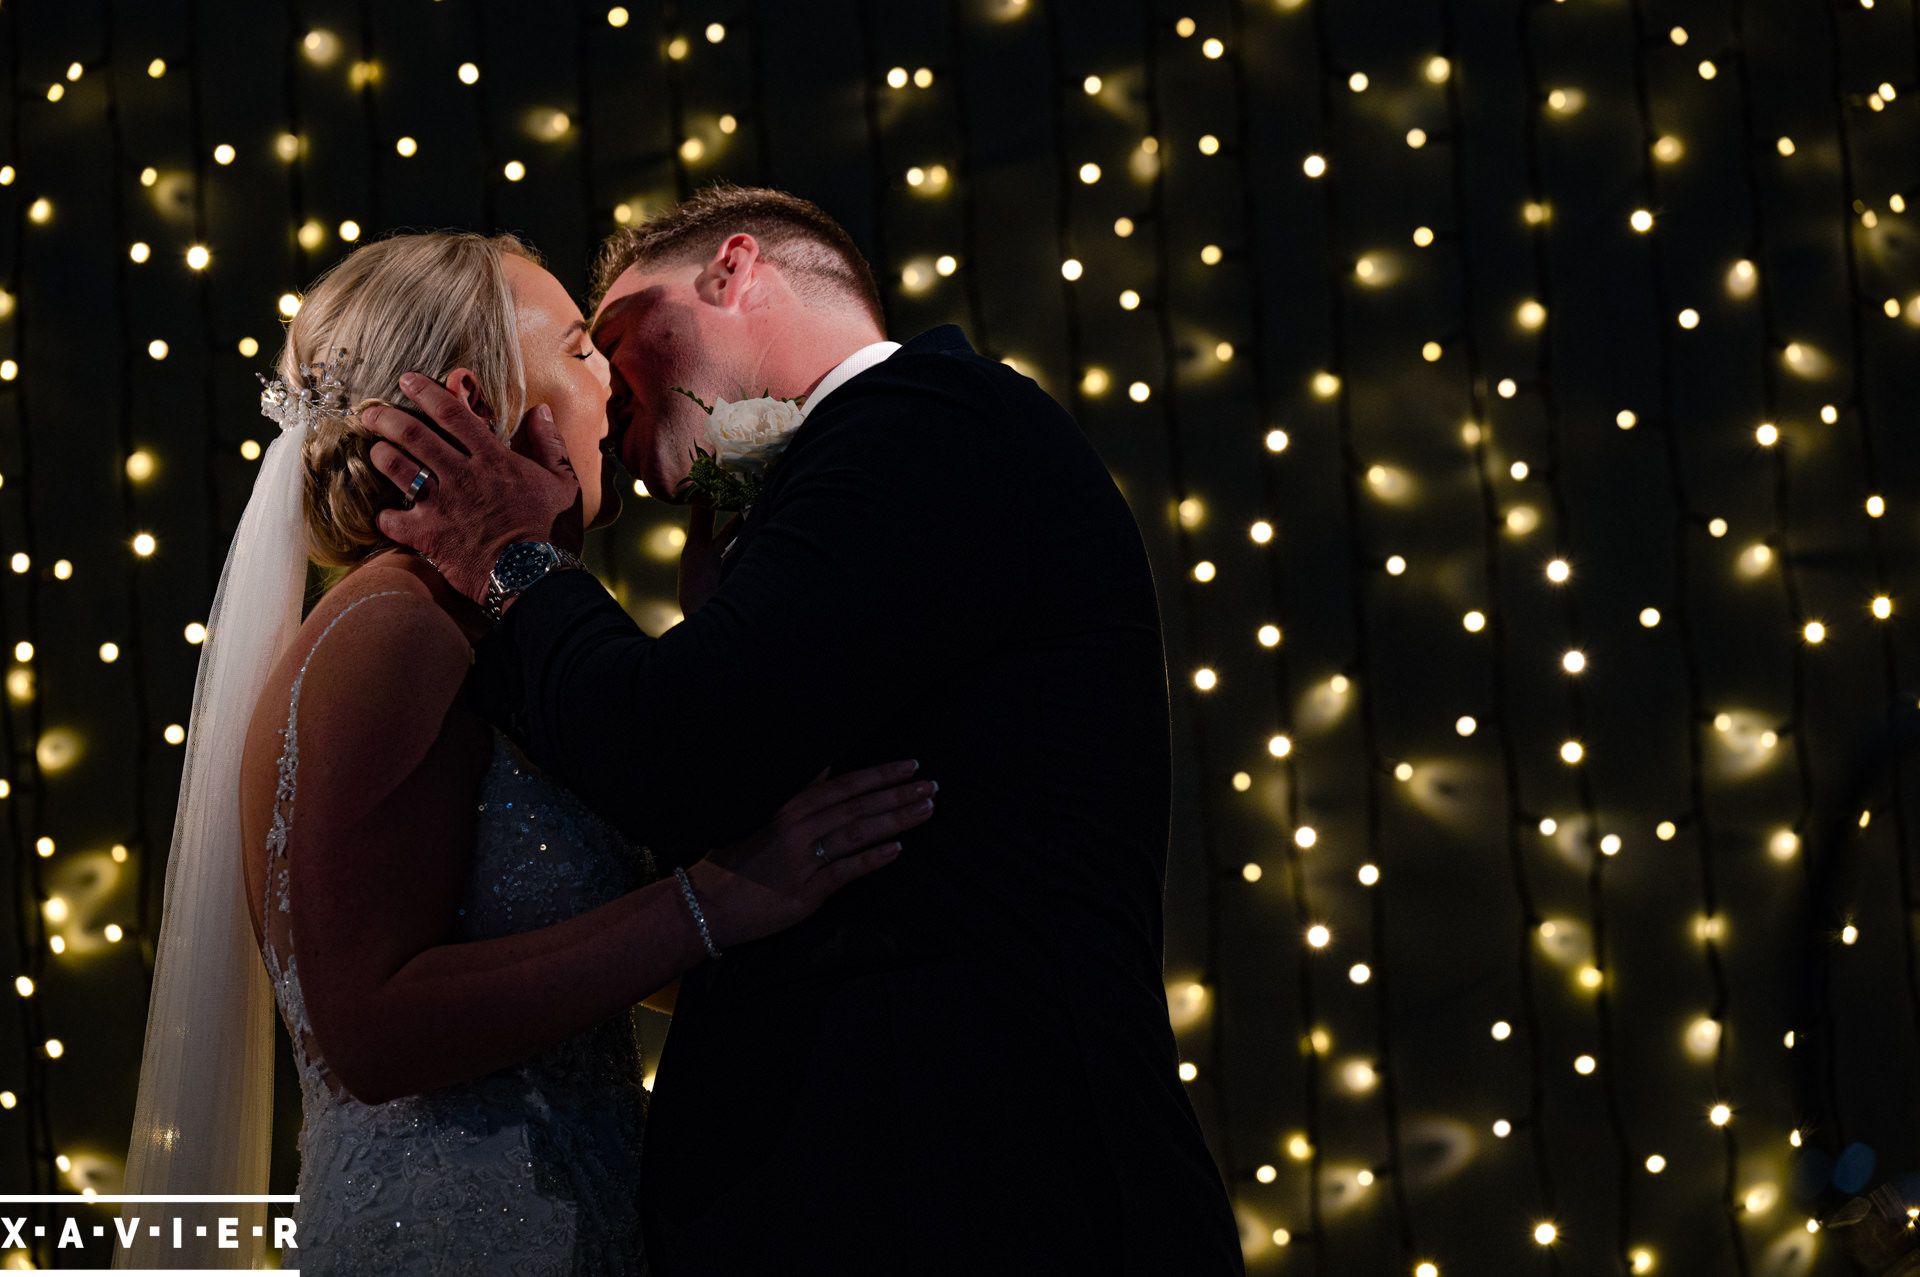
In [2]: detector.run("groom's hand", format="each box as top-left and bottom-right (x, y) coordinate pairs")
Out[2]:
(364, 370), (584, 606)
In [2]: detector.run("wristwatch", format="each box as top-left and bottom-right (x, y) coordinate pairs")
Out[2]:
(482, 539), (587, 622)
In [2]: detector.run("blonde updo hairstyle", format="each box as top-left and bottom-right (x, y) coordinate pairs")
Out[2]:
(276, 230), (536, 569)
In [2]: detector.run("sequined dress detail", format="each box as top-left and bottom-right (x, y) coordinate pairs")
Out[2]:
(260, 592), (657, 1275)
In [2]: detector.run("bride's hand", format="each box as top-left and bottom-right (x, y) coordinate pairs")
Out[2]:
(684, 761), (935, 951)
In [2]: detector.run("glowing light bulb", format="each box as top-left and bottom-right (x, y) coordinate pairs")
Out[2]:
(1302, 153), (1326, 178)
(1560, 740), (1585, 764)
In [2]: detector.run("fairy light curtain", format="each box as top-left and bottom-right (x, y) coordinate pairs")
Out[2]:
(0, 0), (1916, 1271)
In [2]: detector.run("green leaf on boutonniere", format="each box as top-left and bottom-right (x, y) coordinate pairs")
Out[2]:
(670, 386), (715, 414)
(679, 448), (764, 513)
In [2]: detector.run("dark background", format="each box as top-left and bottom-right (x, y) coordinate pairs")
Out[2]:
(2, 0), (1918, 1272)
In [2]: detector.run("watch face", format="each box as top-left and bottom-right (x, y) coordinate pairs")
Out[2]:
(493, 541), (557, 592)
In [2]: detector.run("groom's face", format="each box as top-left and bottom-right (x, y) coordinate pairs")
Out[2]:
(591, 264), (725, 502)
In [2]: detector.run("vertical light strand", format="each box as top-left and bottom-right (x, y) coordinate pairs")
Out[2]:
(1507, 1), (1640, 1265)
(1, 0), (55, 1244)
(1139, 0), (1237, 1191)
(100, 0), (157, 969)
(1434, 3), (1567, 1265)
(744, 0), (775, 181)
(659, 1), (692, 201)
(281, 1), (311, 280)
(462, 0), (500, 227)
(943, 0), (993, 356)
(1727, 0), (1870, 1173)
(1303, 0), (1417, 1261)
(1823, 0), (1920, 1048)
(1727, 0), (1822, 949)
(1621, 3), (1751, 1269)
(1224, 1), (1326, 1263)
(355, 0), (383, 227)
(573, 0), (601, 288)
(853, 1), (895, 295)
(1039, 0), (1086, 420)
(185, 0), (223, 591)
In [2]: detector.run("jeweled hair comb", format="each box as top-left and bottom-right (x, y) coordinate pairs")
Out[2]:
(257, 349), (356, 433)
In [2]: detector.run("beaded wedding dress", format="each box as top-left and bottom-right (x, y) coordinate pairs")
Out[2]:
(259, 592), (657, 1275)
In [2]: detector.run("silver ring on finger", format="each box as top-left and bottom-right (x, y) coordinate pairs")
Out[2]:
(407, 467), (431, 499)
(812, 840), (829, 862)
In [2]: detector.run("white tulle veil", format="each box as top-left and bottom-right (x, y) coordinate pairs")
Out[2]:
(114, 367), (339, 1269)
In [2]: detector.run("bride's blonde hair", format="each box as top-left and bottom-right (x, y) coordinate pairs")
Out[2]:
(276, 230), (536, 568)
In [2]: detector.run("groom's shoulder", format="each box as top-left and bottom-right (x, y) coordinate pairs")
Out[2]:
(836, 328), (1078, 442)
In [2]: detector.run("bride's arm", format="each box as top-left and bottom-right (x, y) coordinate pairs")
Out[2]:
(284, 591), (922, 1103)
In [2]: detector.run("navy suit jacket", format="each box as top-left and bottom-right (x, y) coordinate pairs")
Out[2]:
(472, 325), (1243, 1274)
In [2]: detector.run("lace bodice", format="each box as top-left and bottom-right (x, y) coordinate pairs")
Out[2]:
(261, 592), (657, 1274)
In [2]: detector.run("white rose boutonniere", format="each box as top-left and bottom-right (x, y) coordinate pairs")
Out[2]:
(671, 388), (805, 511)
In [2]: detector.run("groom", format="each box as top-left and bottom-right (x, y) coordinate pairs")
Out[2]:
(363, 186), (1242, 1274)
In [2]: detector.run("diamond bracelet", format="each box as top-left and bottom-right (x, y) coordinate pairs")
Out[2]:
(673, 867), (722, 960)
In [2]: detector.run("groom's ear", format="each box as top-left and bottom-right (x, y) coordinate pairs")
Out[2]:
(693, 233), (761, 312)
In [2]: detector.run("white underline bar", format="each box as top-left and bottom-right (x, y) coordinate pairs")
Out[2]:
(0, 1194), (298, 1203)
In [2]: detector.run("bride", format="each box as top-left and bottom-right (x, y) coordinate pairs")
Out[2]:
(115, 231), (935, 1272)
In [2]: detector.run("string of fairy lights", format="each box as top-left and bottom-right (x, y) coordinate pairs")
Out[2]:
(1299, 2), (1423, 1267)
(2, 0), (56, 1240)
(1621, 5), (1754, 1269)
(939, 0), (994, 359)
(0, 0), (1914, 1270)
(1820, 0), (1920, 1049)
(1723, 0), (1833, 1254)
(1138, 0), (1242, 1197)
(1222, 1), (1329, 1269)
(1432, 3), (1571, 1268)
(1503, 2), (1642, 1268)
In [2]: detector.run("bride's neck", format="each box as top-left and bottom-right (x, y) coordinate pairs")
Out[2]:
(356, 546), (491, 645)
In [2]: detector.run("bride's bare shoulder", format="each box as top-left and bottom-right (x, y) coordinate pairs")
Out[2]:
(247, 562), (477, 762)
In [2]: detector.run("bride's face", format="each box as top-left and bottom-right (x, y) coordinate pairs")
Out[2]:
(504, 255), (619, 529)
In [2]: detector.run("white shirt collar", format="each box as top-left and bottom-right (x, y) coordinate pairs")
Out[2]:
(798, 340), (902, 420)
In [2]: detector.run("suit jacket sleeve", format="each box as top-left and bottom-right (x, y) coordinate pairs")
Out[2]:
(471, 362), (1007, 860)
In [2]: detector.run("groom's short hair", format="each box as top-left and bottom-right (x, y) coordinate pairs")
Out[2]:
(591, 185), (884, 327)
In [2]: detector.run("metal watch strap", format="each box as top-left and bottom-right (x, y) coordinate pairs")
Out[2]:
(482, 542), (586, 622)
